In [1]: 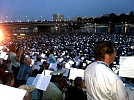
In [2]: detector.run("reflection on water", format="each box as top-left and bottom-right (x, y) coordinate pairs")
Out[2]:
(51, 26), (134, 33)
(77, 27), (134, 33)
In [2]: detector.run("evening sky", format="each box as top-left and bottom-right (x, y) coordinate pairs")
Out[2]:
(0, 0), (134, 22)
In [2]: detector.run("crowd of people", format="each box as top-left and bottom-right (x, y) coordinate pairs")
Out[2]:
(0, 32), (134, 100)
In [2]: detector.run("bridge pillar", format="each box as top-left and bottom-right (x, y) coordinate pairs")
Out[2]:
(37, 26), (51, 33)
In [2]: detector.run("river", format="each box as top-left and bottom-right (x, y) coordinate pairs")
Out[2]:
(51, 25), (134, 34)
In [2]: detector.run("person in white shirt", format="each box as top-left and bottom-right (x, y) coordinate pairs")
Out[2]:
(84, 41), (128, 100)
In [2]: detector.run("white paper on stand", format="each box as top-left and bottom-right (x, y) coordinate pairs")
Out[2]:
(0, 84), (26, 100)
(119, 56), (134, 78)
(69, 68), (84, 80)
(62, 68), (69, 77)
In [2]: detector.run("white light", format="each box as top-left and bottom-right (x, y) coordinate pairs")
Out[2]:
(20, 34), (25, 36)
(21, 28), (28, 29)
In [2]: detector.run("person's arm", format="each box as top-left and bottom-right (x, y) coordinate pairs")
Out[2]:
(15, 52), (22, 63)
(112, 79), (129, 100)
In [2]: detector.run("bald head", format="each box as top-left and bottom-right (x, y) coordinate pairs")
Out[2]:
(24, 57), (32, 65)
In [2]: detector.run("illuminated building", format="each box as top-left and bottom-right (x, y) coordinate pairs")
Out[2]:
(53, 14), (64, 22)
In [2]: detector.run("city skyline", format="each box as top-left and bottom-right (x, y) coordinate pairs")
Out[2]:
(0, 0), (134, 22)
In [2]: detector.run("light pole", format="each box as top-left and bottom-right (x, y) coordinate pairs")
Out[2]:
(6, 16), (8, 22)
(40, 16), (42, 21)
(52, 17), (53, 22)
(25, 16), (27, 22)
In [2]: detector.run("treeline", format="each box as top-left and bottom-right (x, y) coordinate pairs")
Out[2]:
(77, 11), (134, 24)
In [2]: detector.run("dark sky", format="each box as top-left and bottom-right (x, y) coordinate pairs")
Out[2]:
(0, 0), (134, 22)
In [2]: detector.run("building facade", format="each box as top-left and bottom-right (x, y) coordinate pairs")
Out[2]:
(53, 14), (64, 21)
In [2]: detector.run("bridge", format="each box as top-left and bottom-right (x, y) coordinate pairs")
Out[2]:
(0, 21), (91, 36)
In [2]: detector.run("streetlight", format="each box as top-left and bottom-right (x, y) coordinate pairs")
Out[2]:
(52, 17), (53, 22)
(6, 16), (8, 22)
(25, 16), (27, 22)
(40, 16), (42, 21)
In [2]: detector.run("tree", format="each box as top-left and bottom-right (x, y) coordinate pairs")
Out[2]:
(109, 13), (117, 23)
(77, 17), (82, 21)
(129, 11), (134, 16)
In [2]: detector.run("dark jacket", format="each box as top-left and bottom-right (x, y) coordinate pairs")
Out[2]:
(66, 85), (87, 100)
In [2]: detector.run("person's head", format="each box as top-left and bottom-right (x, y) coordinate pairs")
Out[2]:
(9, 43), (16, 53)
(57, 77), (67, 90)
(74, 77), (84, 89)
(0, 60), (8, 70)
(24, 57), (32, 65)
(94, 41), (116, 65)
(2, 72), (14, 87)
(50, 49), (54, 54)
(16, 47), (21, 54)
(36, 57), (41, 62)
(31, 69), (39, 77)
(42, 61), (48, 68)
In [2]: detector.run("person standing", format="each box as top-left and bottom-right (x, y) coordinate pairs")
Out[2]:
(84, 41), (128, 100)
(9, 44), (22, 79)
(48, 49), (57, 64)
(15, 57), (32, 87)
(48, 49), (58, 71)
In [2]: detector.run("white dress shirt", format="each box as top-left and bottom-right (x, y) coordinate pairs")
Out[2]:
(84, 61), (128, 100)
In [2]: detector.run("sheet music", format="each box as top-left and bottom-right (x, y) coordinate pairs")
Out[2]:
(49, 63), (57, 71)
(65, 63), (71, 69)
(0, 52), (7, 59)
(119, 56), (134, 78)
(69, 68), (84, 80)
(57, 58), (64, 62)
(62, 68), (69, 77)
(32, 74), (51, 91)
(0, 84), (26, 100)
(41, 70), (53, 76)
